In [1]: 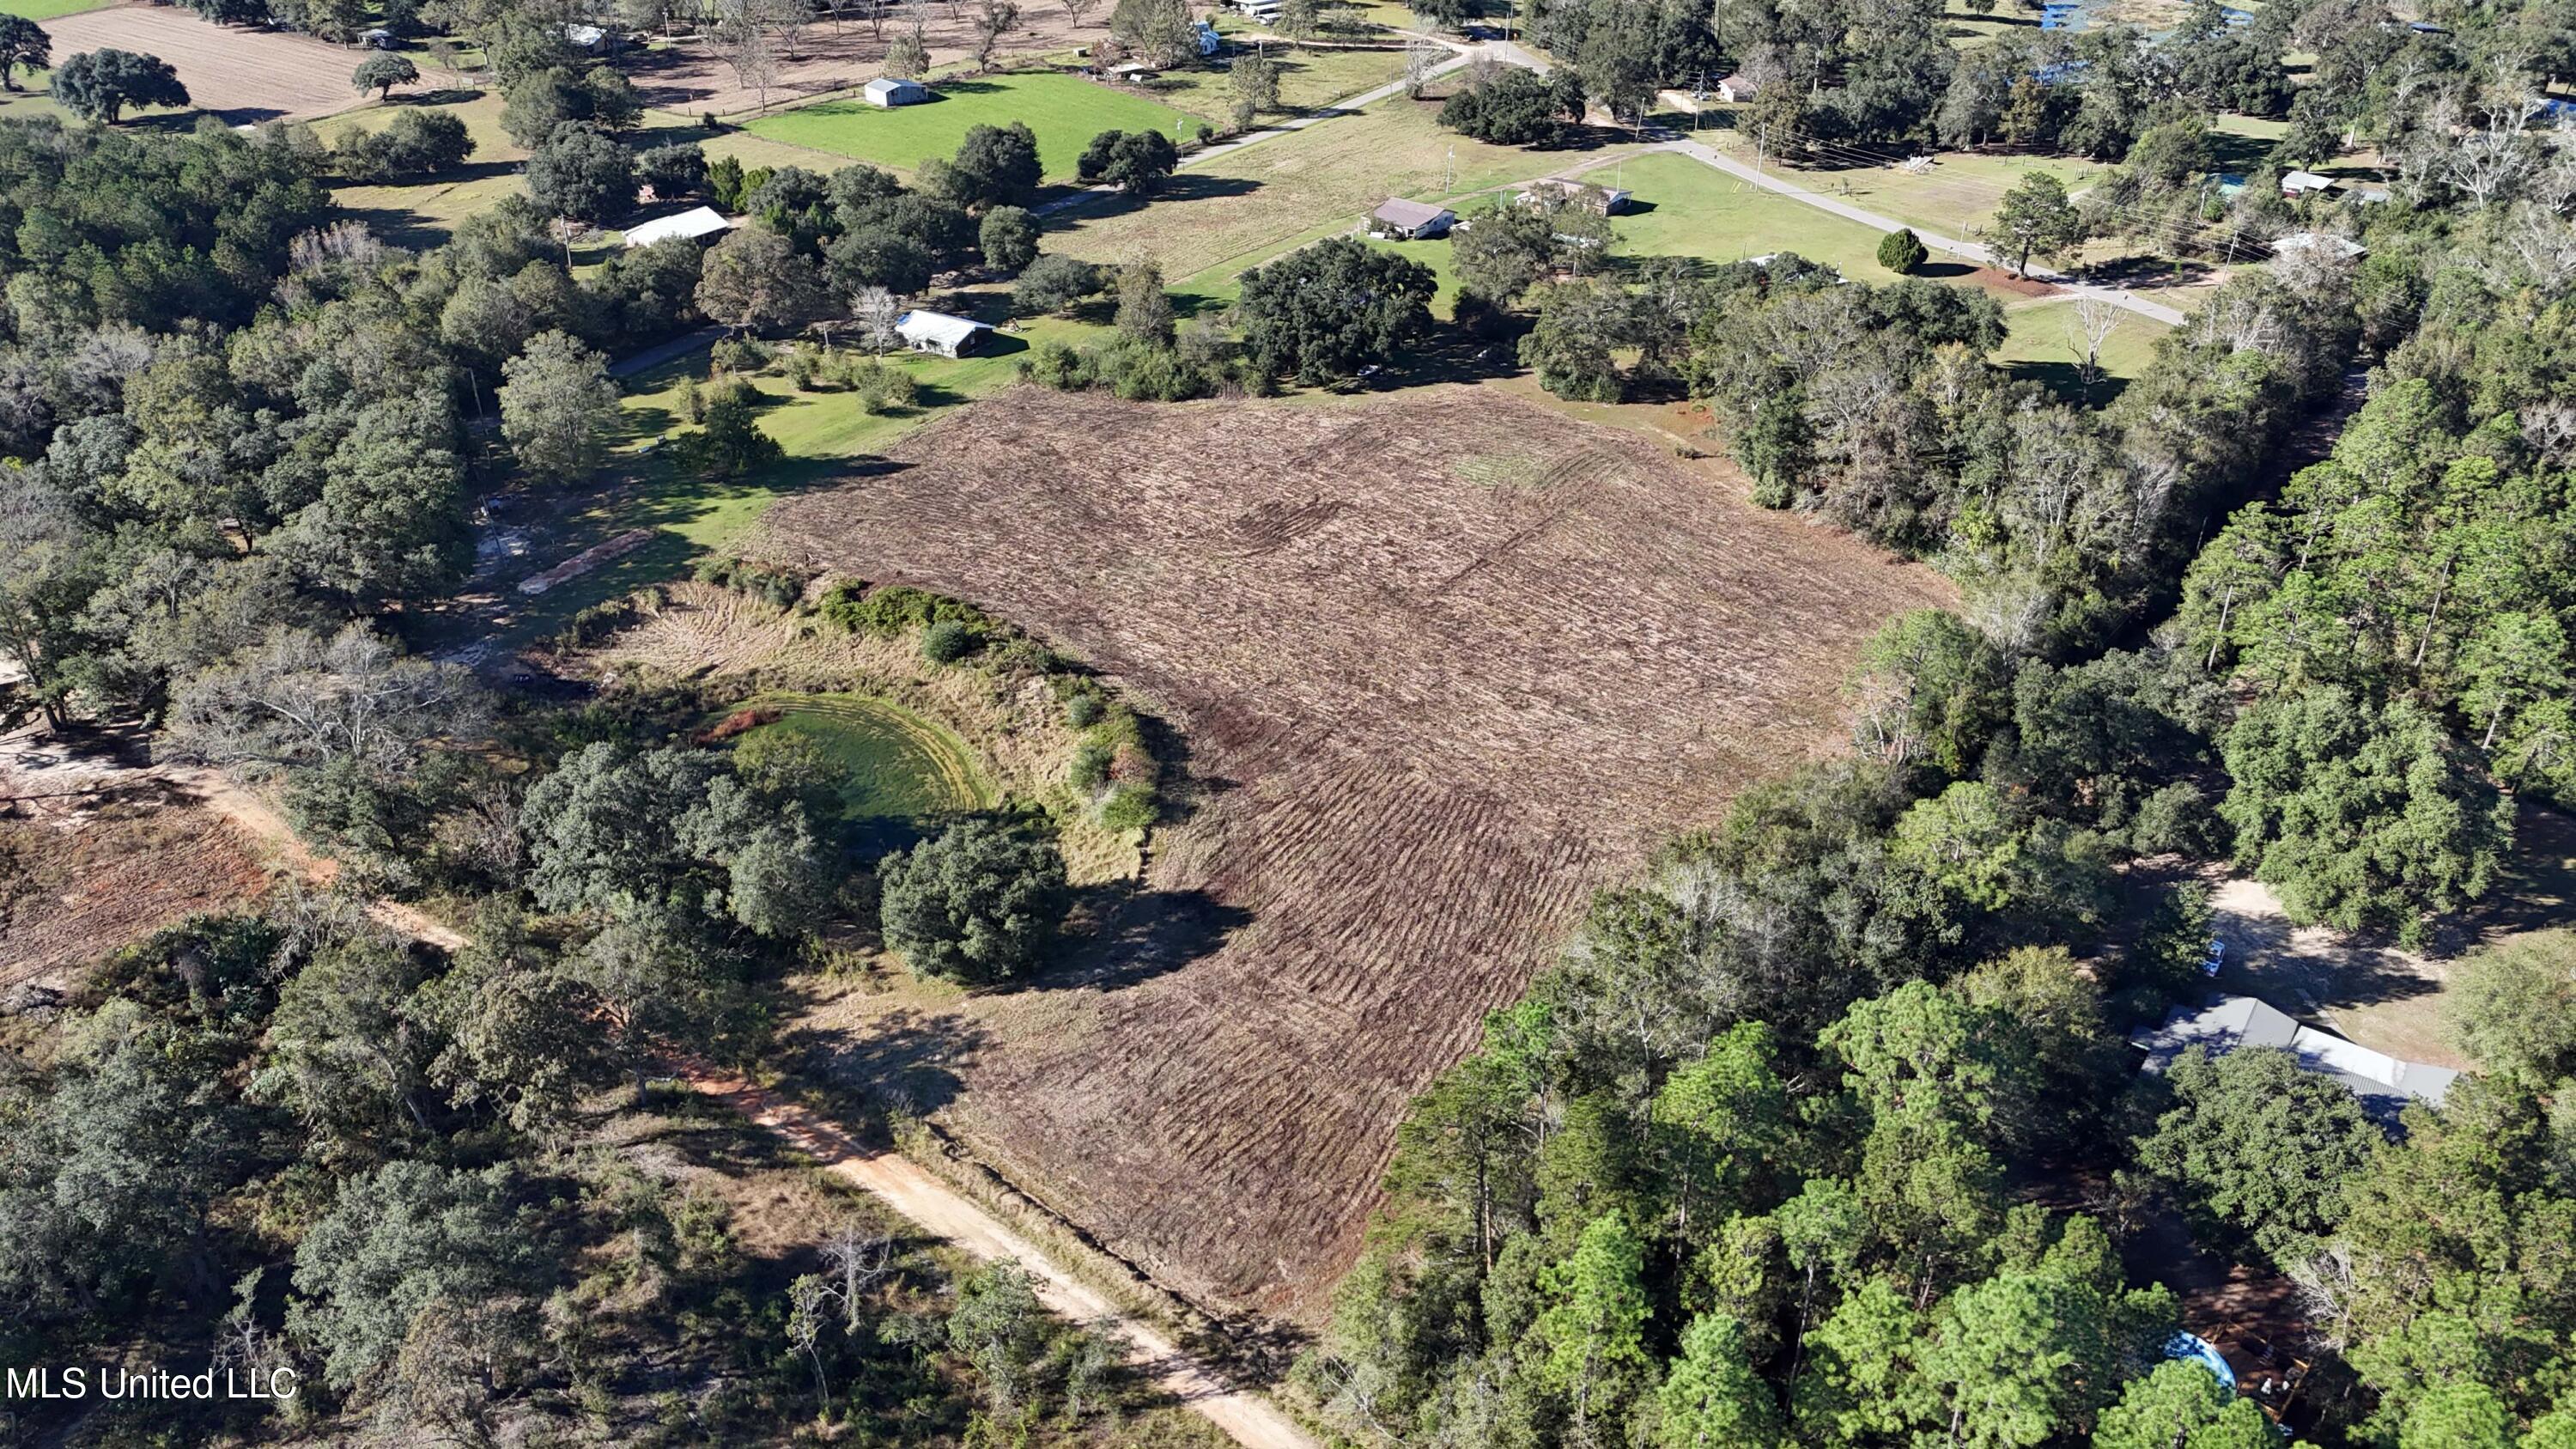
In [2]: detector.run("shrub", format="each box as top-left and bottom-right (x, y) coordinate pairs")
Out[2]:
(1068, 740), (1114, 790)
(692, 556), (809, 608)
(1099, 782), (1158, 831)
(1012, 253), (1107, 316)
(679, 381), (781, 478)
(1065, 691), (1105, 728)
(877, 818), (1070, 984)
(920, 618), (979, 663)
(710, 337), (771, 374)
(842, 357), (921, 413)
(1877, 227), (1929, 274)
(819, 582), (995, 638)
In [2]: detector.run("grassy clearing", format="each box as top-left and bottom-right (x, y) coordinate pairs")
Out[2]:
(1060, 94), (1601, 286)
(728, 690), (994, 846)
(1611, 149), (1909, 279)
(0, 0), (111, 18)
(747, 71), (1195, 180)
(1996, 296), (2170, 400)
(1139, 37), (1410, 120)
(447, 312), (1097, 652)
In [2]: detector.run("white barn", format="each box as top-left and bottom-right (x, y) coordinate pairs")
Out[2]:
(865, 76), (930, 107)
(895, 309), (995, 358)
(623, 206), (732, 248)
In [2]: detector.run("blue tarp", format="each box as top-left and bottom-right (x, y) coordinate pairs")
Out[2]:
(2165, 1332), (2238, 1391)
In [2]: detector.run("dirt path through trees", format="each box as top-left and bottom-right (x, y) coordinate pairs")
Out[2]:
(690, 1068), (1321, 1449)
(4, 723), (1301, 1447)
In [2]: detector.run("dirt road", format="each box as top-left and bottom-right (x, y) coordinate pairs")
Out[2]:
(4, 721), (1301, 1447)
(692, 1071), (1321, 1449)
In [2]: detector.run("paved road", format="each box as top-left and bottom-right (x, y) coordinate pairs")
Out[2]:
(1034, 35), (1540, 218)
(1648, 135), (2188, 325)
(609, 324), (726, 379)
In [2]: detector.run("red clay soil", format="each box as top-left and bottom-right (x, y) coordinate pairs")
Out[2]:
(756, 384), (1954, 1319)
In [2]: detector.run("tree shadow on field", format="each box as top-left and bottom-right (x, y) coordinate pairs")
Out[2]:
(1039, 884), (1252, 994)
(2001, 357), (2133, 407)
(781, 1006), (987, 1120)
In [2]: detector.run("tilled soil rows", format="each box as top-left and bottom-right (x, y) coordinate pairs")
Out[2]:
(757, 384), (1953, 1318)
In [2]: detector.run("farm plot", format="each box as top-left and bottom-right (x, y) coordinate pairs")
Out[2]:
(41, 6), (398, 123)
(747, 72), (1194, 182)
(754, 383), (1953, 1318)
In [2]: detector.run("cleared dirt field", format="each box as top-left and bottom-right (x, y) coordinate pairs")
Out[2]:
(754, 384), (1953, 1318)
(41, 6), (407, 123)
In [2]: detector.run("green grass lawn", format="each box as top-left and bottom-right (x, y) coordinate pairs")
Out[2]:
(1610, 150), (1909, 279)
(1996, 296), (2170, 401)
(0, 0), (112, 18)
(1060, 94), (1601, 285)
(1140, 37), (1410, 121)
(746, 71), (1196, 181)
(726, 691), (994, 849)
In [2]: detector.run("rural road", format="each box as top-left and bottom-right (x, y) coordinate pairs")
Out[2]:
(1032, 33), (1534, 218)
(693, 1070), (1323, 1449)
(1647, 133), (2190, 326)
(3, 721), (1308, 1448)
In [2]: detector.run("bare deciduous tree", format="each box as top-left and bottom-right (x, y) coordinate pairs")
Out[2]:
(2063, 295), (2121, 396)
(852, 284), (905, 353)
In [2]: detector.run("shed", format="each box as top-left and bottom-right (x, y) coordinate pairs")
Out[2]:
(1370, 198), (1455, 240)
(1107, 62), (1159, 81)
(2281, 168), (2336, 197)
(360, 26), (395, 46)
(896, 309), (994, 358)
(1517, 176), (1631, 214)
(1714, 72), (1759, 102)
(623, 206), (732, 248)
(564, 22), (609, 51)
(2129, 994), (2458, 1124)
(864, 76), (930, 107)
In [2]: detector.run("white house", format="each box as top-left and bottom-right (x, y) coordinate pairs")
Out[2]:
(1370, 198), (1455, 240)
(864, 76), (930, 107)
(896, 309), (994, 358)
(2280, 168), (2336, 198)
(1715, 72), (1760, 102)
(623, 206), (732, 248)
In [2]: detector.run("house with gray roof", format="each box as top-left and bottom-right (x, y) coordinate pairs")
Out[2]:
(2130, 994), (2458, 1124)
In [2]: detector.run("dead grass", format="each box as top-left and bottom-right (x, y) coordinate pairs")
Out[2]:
(0, 801), (271, 990)
(751, 383), (1953, 1319)
(580, 581), (1145, 885)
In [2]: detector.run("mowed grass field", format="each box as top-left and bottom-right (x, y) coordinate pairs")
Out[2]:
(1140, 35), (1410, 119)
(0, 0), (108, 18)
(1997, 296), (2170, 396)
(1058, 94), (1595, 287)
(747, 71), (1194, 180)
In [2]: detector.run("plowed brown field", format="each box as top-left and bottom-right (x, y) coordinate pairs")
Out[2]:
(756, 384), (1953, 1319)
(41, 7), (428, 124)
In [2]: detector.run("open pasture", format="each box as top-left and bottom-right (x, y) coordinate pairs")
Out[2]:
(747, 70), (1193, 180)
(753, 382), (1953, 1318)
